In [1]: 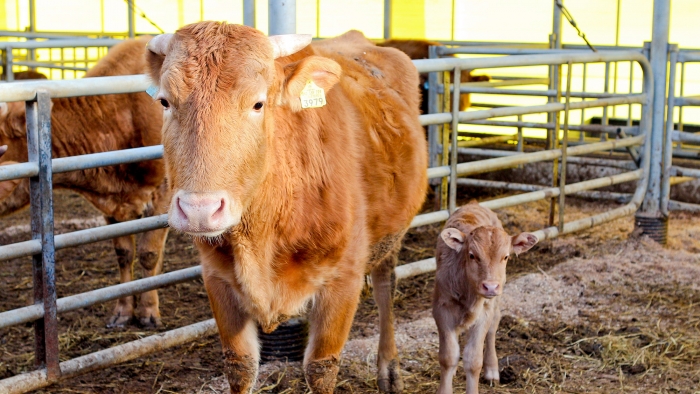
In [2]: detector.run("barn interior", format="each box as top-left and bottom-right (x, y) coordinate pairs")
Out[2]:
(1, 1), (699, 393)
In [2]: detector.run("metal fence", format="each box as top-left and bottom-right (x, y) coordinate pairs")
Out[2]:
(0, 38), (122, 81)
(0, 50), (653, 393)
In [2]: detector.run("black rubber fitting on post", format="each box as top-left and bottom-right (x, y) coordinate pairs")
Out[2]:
(634, 213), (668, 245)
(259, 318), (308, 363)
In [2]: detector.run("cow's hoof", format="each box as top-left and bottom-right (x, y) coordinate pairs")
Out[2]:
(305, 357), (340, 394)
(137, 315), (163, 329)
(106, 313), (132, 329)
(378, 359), (404, 393)
(483, 368), (500, 385)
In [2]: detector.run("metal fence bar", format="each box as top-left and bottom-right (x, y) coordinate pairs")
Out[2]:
(661, 47), (679, 216)
(0, 319), (218, 394)
(0, 75), (149, 102)
(0, 39), (122, 50)
(0, 266), (202, 329)
(449, 67), (461, 213)
(420, 94), (646, 126)
(0, 146), (163, 182)
(0, 215), (168, 261)
(456, 86), (632, 99)
(462, 120), (638, 136)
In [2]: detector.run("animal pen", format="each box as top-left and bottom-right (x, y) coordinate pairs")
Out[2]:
(0, 0), (697, 392)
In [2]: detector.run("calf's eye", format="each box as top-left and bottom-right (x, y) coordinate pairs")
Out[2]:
(159, 99), (170, 109)
(253, 102), (264, 111)
(504, 256), (509, 261)
(469, 253), (475, 260)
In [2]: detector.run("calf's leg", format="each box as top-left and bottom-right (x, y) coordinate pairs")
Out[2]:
(483, 307), (501, 383)
(204, 274), (259, 394)
(106, 228), (135, 328)
(463, 314), (490, 394)
(305, 269), (364, 393)
(370, 250), (403, 393)
(436, 324), (460, 394)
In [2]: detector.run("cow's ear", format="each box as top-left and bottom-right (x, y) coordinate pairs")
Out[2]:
(281, 56), (341, 112)
(511, 232), (538, 256)
(441, 228), (466, 253)
(145, 34), (174, 85)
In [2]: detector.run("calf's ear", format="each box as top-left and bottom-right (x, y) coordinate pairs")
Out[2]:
(281, 56), (341, 112)
(511, 232), (538, 256)
(440, 228), (466, 252)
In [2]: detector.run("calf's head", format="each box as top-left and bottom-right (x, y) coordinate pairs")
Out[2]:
(146, 22), (340, 237)
(441, 226), (538, 298)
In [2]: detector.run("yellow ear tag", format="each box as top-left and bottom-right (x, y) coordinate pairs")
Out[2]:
(299, 80), (326, 109)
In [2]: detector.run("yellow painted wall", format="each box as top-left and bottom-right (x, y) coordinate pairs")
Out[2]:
(391, 0), (425, 39)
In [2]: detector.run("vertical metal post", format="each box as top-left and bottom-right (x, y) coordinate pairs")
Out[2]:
(580, 63), (587, 141)
(28, 0), (36, 63)
(516, 115), (523, 152)
(428, 45), (440, 169)
(637, 0), (670, 244)
(5, 47), (14, 81)
(269, 0), (296, 35)
(449, 68), (461, 214)
(27, 90), (59, 380)
(315, 0), (321, 37)
(127, 0), (136, 38)
(244, 0), (256, 28)
(200, 0), (204, 21)
(549, 63), (562, 227)
(440, 70), (451, 210)
(661, 45), (678, 217)
(612, 0), (621, 117)
(627, 61), (634, 127)
(558, 62), (573, 233)
(383, 0), (391, 39)
(601, 62), (610, 141)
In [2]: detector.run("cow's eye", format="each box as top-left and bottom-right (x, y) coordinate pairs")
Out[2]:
(159, 98), (170, 109)
(469, 253), (475, 260)
(253, 102), (264, 111)
(504, 255), (509, 261)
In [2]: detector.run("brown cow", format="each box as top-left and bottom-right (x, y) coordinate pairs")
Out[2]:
(433, 201), (538, 394)
(377, 39), (490, 114)
(0, 38), (169, 329)
(145, 22), (427, 393)
(11, 70), (49, 80)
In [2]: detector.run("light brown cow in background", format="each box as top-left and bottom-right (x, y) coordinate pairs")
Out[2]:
(377, 39), (490, 114)
(146, 22), (427, 393)
(434, 201), (537, 394)
(0, 38), (169, 329)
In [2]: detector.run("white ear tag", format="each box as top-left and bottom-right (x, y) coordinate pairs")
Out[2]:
(299, 80), (326, 109)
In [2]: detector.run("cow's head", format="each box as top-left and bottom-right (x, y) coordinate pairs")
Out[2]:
(0, 101), (30, 209)
(440, 226), (538, 298)
(146, 22), (341, 237)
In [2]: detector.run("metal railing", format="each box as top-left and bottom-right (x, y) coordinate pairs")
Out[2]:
(0, 51), (653, 393)
(1, 38), (123, 81)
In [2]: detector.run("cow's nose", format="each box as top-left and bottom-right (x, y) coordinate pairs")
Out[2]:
(169, 190), (232, 235)
(481, 281), (501, 297)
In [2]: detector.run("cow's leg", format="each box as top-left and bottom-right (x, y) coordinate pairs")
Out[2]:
(204, 274), (259, 394)
(463, 315), (490, 394)
(106, 225), (136, 328)
(305, 269), (364, 394)
(370, 249), (403, 393)
(483, 306), (501, 383)
(436, 325), (460, 394)
(134, 226), (169, 328)
(135, 184), (171, 328)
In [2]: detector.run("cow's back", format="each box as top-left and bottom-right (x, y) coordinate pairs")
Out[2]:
(312, 31), (427, 243)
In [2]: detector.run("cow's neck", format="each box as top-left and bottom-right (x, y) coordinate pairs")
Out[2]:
(225, 110), (334, 326)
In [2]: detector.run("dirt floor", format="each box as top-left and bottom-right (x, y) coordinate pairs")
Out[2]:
(1, 186), (699, 393)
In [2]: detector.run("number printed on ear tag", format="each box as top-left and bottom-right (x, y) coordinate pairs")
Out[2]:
(299, 80), (326, 109)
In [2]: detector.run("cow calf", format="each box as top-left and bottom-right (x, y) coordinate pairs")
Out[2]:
(433, 201), (538, 394)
